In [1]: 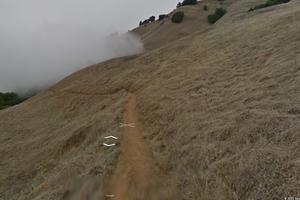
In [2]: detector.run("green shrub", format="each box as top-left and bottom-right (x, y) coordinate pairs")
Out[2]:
(182, 0), (197, 6)
(250, 0), (290, 11)
(159, 14), (168, 21)
(139, 16), (156, 26)
(266, 0), (290, 6)
(203, 5), (208, 11)
(172, 11), (185, 23)
(149, 16), (156, 22)
(208, 8), (227, 24)
(0, 92), (27, 110)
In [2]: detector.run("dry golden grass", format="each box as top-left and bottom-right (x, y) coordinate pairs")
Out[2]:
(133, 0), (234, 50)
(0, 0), (299, 199)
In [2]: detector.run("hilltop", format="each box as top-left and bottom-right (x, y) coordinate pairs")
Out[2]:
(0, 0), (299, 199)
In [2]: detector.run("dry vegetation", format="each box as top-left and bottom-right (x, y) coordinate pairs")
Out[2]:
(0, 0), (299, 199)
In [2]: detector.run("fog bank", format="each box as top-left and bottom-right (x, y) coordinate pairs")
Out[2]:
(0, 31), (143, 94)
(0, 0), (178, 93)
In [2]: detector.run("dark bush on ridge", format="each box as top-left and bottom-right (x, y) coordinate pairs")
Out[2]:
(208, 8), (227, 24)
(203, 5), (208, 11)
(0, 92), (27, 110)
(266, 0), (290, 6)
(159, 14), (168, 21)
(182, 0), (197, 6)
(172, 11), (185, 23)
(149, 16), (156, 22)
(139, 16), (156, 26)
(249, 0), (290, 11)
(177, 2), (182, 8)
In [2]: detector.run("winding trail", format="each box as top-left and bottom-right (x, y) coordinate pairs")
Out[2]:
(106, 93), (158, 200)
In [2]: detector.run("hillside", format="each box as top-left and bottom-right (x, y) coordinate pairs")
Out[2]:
(0, 0), (299, 200)
(133, 0), (235, 50)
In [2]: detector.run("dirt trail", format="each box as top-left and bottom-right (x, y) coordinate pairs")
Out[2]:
(106, 93), (158, 200)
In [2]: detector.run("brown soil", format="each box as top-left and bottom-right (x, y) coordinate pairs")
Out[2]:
(105, 93), (158, 200)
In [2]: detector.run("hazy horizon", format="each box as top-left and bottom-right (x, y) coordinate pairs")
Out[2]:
(0, 0), (178, 93)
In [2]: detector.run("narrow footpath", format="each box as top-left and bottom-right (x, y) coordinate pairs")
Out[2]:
(106, 93), (159, 200)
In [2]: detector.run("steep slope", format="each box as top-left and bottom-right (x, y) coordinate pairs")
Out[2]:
(1, 0), (300, 200)
(132, 0), (235, 50)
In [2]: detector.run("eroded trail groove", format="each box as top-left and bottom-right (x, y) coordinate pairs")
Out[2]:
(106, 93), (158, 200)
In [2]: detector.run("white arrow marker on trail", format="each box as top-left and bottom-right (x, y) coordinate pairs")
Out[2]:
(103, 135), (118, 147)
(119, 123), (135, 128)
(105, 194), (115, 198)
(103, 143), (116, 147)
(104, 136), (118, 140)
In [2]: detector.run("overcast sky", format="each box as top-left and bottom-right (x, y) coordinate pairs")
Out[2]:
(0, 0), (178, 93)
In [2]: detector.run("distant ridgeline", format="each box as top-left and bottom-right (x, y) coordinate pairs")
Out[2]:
(138, 0), (230, 26)
(0, 92), (27, 110)
(138, 0), (291, 27)
(138, 0), (198, 26)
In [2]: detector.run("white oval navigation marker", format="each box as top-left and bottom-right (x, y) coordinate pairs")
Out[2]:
(119, 123), (135, 128)
(103, 143), (116, 147)
(104, 136), (118, 140)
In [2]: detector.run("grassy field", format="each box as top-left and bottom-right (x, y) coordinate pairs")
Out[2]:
(0, 0), (299, 199)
